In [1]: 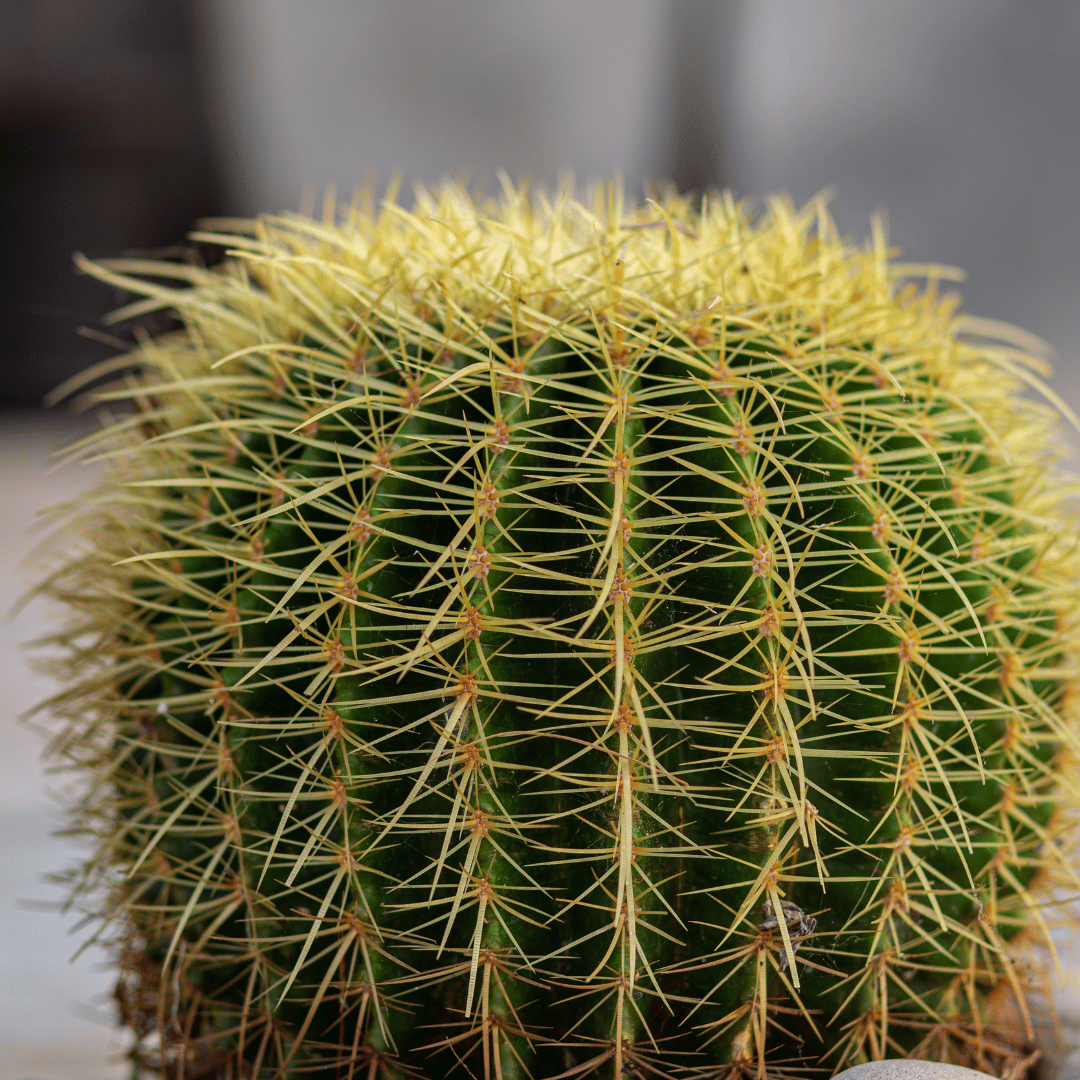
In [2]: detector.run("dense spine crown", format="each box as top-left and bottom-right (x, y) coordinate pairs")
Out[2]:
(41, 182), (1080, 1080)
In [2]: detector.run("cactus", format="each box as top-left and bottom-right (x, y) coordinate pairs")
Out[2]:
(39, 181), (1080, 1080)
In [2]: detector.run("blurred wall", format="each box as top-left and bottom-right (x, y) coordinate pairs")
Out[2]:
(197, 0), (690, 213)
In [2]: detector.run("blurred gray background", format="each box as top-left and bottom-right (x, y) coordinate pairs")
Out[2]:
(2, 2), (1079, 1077)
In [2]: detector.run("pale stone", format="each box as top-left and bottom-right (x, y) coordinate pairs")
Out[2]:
(834, 1063), (997, 1080)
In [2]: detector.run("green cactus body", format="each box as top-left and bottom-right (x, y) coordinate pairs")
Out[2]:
(41, 184), (1080, 1079)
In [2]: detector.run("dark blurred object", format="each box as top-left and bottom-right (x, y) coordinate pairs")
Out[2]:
(0, 0), (221, 408)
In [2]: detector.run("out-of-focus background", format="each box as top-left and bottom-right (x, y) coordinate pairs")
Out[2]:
(2, 2), (1079, 1077)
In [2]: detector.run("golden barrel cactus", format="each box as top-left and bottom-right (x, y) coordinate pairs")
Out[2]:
(38, 181), (1080, 1078)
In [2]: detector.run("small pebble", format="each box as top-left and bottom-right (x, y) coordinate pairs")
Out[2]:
(834, 1063), (997, 1080)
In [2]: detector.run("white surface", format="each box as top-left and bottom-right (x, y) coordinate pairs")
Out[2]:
(0, 412), (125, 1080)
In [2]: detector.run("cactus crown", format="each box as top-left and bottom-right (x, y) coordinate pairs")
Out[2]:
(41, 181), (1080, 1079)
